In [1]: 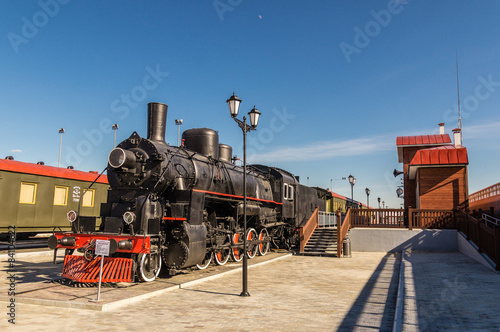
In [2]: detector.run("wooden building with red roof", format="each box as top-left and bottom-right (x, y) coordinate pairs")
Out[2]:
(396, 123), (469, 210)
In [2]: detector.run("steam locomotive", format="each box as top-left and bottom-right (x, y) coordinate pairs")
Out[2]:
(49, 102), (324, 282)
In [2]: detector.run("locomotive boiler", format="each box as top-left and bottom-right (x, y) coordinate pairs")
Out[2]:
(49, 102), (324, 282)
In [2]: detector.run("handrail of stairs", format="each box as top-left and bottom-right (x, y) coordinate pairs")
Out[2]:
(483, 213), (500, 227)
(299, 207), (319, 253)
(337, 208), (351, 258)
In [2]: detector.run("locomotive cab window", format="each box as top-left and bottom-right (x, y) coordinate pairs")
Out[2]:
(82, 189), (95, 207)
(283, 184), (294, 200)
(19, 182), (37, 204)
(53, 186), (68, 206)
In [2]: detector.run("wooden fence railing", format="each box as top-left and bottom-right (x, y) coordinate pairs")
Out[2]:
(337, 209), (351, 258)
(350, 209), (405, 228)
(457, 210), (500, 270)
(338, 208), (500, 267)
(299, 207), (319, 253)
(409, 209), (456, 230)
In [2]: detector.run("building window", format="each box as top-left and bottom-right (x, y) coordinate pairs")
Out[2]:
(82, 189), (95, 207)
(53, 186), (68, 206)
(19, 182), (37, 204)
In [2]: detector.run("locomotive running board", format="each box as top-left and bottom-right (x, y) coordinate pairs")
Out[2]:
(62, 255), (134, 283)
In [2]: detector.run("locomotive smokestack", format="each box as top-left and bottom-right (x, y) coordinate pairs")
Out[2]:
(147, 102), (168, 143)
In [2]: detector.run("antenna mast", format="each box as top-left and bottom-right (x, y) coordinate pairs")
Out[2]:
(456, 50), (463, 145)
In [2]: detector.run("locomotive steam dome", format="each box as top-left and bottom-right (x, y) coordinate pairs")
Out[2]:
(182, 128), (219, 159)
(218, 144), (232, 163)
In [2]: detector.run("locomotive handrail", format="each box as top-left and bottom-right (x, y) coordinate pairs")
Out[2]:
(299, 207), (319, 253)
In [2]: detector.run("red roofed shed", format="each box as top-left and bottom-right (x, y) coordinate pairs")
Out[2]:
(396, 126), (468, 210)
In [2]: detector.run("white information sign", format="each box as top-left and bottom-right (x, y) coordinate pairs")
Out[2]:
(95, 239), (110, 256)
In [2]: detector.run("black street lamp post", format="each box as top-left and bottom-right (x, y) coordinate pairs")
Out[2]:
(175, 119), (183, 146)
(226, 92), (261, 297)
(58, 128), (65, 167)
(348, 174), (355, 209)
(112, 124), (119, 148)
(378, 197), (381, 209)
(365, 188), (370, 208)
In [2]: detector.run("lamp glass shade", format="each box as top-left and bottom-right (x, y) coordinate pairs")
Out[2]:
(396, 188), (403, 197)
(348, 174), (354, 184)
(226, 93), (241, 117)
(365, 188), (370, 195)
(248, 106), (261, 128)
(59, 128), (65, 134)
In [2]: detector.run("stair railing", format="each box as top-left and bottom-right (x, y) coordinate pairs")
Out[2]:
(318, 211), (337, 228)
(483, 213), (500, 227)
(299, 207), (319, 253)
(337, 209), (351, 258)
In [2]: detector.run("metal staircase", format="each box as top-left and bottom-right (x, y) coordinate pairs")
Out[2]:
(301, 227), (338, 257)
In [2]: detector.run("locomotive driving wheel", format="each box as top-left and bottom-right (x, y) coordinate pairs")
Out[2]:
(258, 228), (270, 256)
(196, 252), (212, 270)
(137, 252), (162, 282)
(231, 232), (243, 262)
(246, 228), (258, 259)
(214, 234), (231, 266)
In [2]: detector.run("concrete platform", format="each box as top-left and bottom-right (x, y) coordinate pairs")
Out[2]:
(2, 250), (401, 331)
(0, 249), (292, 311)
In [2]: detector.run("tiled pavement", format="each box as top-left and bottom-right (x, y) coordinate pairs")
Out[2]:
(402, 251), (500, 331)
(2, 251), (400, 331)
(2, 249), (499, 331)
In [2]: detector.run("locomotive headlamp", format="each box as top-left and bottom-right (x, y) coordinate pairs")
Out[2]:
(226, 92), (242, 117)
(108, 148), (136, 169)
(118, 239), (133, 250)
(67, 210), (78, 223)
(123, 211), (136, 225)
(248, 106), (261, 128)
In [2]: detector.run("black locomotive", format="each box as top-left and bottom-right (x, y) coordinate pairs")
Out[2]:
(49, 102), (324, 282)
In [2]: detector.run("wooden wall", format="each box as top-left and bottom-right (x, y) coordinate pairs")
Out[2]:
(417, 167), (467, 209)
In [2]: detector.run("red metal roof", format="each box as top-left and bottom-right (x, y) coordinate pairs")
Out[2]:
(396, 134), (451, 146)
(329, 191), (347, 200)
(409, 146), (468, 166)
(0, 159), (108, 184)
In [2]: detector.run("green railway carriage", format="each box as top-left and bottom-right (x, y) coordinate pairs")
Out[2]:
(315, 187), (349, 213)
(0, 158), (109, 237)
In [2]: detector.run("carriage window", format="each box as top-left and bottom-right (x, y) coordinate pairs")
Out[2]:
(288, 185), (294, 200)
(19, 182), (37, 204)
(283, 183), (289, 200)
(82, 189), (95, 207)
(53, 186), (68, 206)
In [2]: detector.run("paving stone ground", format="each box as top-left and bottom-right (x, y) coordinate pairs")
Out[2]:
(1, 251), (400, 331)
(3, 249), (499, 331)
(402, 251), (500, 331)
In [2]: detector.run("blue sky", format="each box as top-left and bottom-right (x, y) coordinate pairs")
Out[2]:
(1, 0), (499, 208)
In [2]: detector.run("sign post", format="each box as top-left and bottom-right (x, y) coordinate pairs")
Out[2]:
(94, 239), (110, 302)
